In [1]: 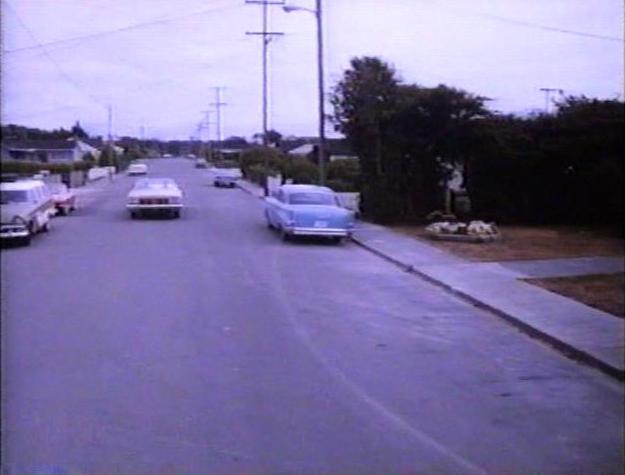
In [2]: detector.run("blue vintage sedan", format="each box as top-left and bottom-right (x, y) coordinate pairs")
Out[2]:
(264, 184), (355, 242)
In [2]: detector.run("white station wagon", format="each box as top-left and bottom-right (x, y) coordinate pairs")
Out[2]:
(1, 179), (55, 245)
(127, 178), (183, 219)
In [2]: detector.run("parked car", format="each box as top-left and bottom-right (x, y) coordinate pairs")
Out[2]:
(1, 179), (55, 245)
(195, 158), (208, 169)
(47, 183), (76, 216)
(127, 178), (183, 219)
(127, 163), (148, 176)
(213, 168), (239, 188)
(264, 184), (355, 243)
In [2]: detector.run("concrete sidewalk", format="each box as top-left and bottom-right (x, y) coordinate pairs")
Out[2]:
(352, 221), (625, 380)
(238, 178), (624, 378)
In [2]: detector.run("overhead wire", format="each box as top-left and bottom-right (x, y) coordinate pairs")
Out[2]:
(2, 0), (109, 109)
(3, 0), (245, 55)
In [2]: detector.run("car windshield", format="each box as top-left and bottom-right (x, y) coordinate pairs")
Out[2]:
(135, 178), (176, 189)
(0, 189), (29, 204)
(288, 192), (337, 206)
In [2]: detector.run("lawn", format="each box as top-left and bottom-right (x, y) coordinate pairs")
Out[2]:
(393, 225), (624, 262)
(394, 224), (624, 317)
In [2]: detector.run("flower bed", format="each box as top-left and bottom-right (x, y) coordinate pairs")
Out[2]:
(425, 220), (501, 243)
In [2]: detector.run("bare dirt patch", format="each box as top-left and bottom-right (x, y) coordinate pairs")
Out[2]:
(394, 225), (624, 262)
(524, 273), (624, 318)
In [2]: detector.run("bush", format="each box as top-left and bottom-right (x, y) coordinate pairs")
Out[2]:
(327, 159), (361, 190)
(0, 160), (93, 175)
(240, 147), (287, 177)
(285, 159), (318, 184)
(247, 164), (272, 186)
(325, 178), (357, 192)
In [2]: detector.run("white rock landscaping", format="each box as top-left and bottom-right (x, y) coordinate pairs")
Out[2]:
(425, 220), (500, 242)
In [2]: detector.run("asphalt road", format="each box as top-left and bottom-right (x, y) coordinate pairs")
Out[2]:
(2, 158), (623, 475)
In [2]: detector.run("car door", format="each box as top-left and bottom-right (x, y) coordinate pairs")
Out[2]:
(265, 189), (280, 226)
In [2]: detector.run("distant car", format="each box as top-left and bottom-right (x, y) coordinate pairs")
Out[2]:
(127, 178), (183, 219)
(1, 179), (55, 245)
(48, 183), (76, 215)
(195, 158), (208, 168)
(213, 168), (239, 188)
(264, 184), (355, 243)
(127, 163), (148, 175)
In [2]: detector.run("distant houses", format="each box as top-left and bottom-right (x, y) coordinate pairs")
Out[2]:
(2, 138), (101, 163)
(282, 138), (358, 162)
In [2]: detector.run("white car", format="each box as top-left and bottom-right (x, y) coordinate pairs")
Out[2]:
(127, 178), (183, 219)
(1, 179), (55, 245)
(127, 163), (148, 175)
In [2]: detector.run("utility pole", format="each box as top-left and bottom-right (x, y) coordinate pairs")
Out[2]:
(315, 0), (326, 186)
(107, 105), (113, 142)
(246, 0), (284, 195)
(282, 0), (326, 185)
(246, 0), (284, 147)
(201, 109), (215, 160)
(209, 87), (227, 143)
(539, 88), (564, 114)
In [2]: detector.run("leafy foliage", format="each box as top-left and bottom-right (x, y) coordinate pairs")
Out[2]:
(332, 56), (488, 222)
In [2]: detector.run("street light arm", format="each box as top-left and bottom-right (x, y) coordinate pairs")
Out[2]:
(283, 5), (317, 15)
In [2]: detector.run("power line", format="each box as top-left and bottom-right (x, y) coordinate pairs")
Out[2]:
(437, 3), (624, 43)
(3, 0), (244, 55)
(2, 0), (108, 110)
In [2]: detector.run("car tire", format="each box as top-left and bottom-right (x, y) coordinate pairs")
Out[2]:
(130, 211), (138, 219)
(174, 210), (181, 219)
(280, 227), (290, 242)
(57, 207), (66, 216)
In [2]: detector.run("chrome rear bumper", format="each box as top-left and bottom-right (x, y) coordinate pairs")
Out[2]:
(287, 226), (351, 237)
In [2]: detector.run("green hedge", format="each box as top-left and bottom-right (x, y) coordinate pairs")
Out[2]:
(0, 160), (94, 174)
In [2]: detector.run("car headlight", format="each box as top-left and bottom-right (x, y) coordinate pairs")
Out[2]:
(11, 215), (26, 225)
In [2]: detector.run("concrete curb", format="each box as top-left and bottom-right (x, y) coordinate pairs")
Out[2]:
(236, 181), (264, 199)
(351, 235), (624, 381)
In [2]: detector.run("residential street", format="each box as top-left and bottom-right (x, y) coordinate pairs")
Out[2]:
(1, 158), (623, 474)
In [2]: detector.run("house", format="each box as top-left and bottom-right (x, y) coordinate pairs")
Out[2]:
(210, 137), (252, 160)
(2, 138), (100, 163)
(285, 138), (358, 162)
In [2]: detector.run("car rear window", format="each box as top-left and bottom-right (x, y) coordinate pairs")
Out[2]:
(288, 192), (337, 206)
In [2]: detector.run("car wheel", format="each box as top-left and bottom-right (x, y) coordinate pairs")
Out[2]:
(130, 211), (138, 219)
(174, 209), (181, 219)
(42, 221), (50, 232)
(280, 227), (290, 242)
(57, 206), (66, 216)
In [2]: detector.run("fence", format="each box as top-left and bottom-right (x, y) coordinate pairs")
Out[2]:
(87, 167), (116, 181)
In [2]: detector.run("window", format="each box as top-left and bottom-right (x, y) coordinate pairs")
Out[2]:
(0, 190), (28, 204)
(288, 192), (337, 206)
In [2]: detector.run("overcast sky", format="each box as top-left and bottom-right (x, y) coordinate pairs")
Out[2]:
(1, 0), (623, 140)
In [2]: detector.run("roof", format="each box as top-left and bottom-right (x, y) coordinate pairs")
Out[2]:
(283, 138), (357, 157)
(280, 184), (333, 194)
(0, 179), (46, 190)
(3, 139), (78, 151)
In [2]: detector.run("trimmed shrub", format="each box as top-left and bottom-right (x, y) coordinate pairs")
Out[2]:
(0, 160), (93, 175)
(327, 158), (361, 190)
